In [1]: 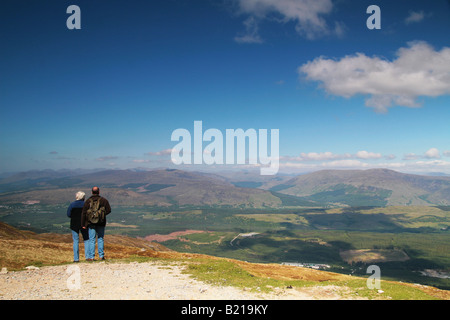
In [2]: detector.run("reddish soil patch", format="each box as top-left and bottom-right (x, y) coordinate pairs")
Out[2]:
(143, 230), (206, 242)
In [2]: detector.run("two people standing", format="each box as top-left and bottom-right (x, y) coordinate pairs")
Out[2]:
(67, 186), (111, 262)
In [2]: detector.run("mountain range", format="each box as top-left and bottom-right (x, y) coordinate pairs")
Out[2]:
(263, 168), (450, 207)
(0, 168), (283, 207)
(0, 168), (450, 207)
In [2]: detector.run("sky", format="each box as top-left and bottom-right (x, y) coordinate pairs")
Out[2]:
(0, 0), (449, 175)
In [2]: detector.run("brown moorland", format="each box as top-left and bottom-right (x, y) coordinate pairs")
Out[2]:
(1, 222), (449, 300)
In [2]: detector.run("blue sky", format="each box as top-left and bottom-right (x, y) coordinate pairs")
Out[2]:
(0, 0), (449, 174)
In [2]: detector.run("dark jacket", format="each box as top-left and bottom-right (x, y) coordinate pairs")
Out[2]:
(67, 199), (85, 232)
(81, 195), (111, 228)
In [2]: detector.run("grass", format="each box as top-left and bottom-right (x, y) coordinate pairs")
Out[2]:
(340, 249), (410, 264)
(1, 204), (449, 298)
(1, 232), (448, 300)
(235, 213), (309, 226)
(179, 257), (445, 300)
(0, 239), (73, 270)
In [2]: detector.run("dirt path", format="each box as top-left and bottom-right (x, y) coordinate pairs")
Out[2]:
(0, 261), (321, 300)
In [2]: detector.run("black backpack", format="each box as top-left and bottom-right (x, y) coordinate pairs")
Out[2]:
(86, 197), (106, 224)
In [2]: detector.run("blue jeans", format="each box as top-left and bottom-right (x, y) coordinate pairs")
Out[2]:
(71, 229), (89, 262)
(88, 225), (105, 259)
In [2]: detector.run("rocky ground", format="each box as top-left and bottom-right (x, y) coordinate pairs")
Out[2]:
(0, 261), (324, 300)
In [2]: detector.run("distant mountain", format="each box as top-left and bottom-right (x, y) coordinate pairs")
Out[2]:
(269, 168), (450, 206)
(1, 168), (449, 208)
(0, 168), (285, 208)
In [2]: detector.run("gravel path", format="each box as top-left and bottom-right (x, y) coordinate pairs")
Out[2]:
(0, 261), (316, 300)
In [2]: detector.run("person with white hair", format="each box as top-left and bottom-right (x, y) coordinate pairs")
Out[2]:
(67, 191), (89, 262)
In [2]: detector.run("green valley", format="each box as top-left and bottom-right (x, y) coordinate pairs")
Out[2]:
(1, 202), (448, 290)
(0, 168), (449, 292)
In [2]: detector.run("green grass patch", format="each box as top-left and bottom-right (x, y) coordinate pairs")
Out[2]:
(181, 258), (440, 299)
(184, 258), (313, 293)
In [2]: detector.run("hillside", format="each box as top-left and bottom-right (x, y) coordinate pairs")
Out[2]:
(0, 221), (169, 269)
(1, 168), (450, 208)
(265, 169), (450, 206)
(0, 169), (283, 208)
(0, 222), (448, 300)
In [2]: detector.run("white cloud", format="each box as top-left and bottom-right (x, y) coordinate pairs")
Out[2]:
(279, 158), (450, 174)
(298, 151), (351, 161)
(146, 149), (173, 156)
(355, 151), (382, 159)
(385, 154), (396, 160)
(403, 148), (441, 160)
(133, 159), (151, 163)
(299, 41), (450, 113)
(322, 159), (369, 168)
(278, 148), (450, 174)
(374, 160), (450, 173)
(424, 147), (441, 159)
(403, 153), (420, 160)
(279, 159), (369, 171)
(404, 11), (429, 25)
(412, 160), (450, 171)
(233, 0), (340, 41)
(96, 156), (119, 162)
(283, 151), (382, 162)
(234, 16), (263, 44)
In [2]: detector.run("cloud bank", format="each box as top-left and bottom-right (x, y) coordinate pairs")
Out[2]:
(280, 148), (450, 174)
(299, 41), (450, 112)
(282, 150), (382, 162)
(233, 0), (341, 42)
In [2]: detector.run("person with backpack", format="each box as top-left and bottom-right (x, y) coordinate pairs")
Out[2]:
(67, 191), (89, 262)
(81, 186), (111, 261)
